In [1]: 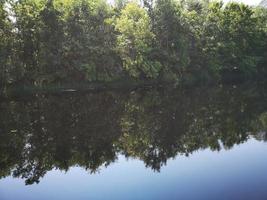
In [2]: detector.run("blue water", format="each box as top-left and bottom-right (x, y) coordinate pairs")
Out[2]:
(1, 138), (267, 200)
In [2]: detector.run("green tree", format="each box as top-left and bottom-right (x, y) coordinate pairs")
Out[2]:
(115, 2), (162, 79)
(254, 6), (267, 75)
(0, 0), (12, 89)
(153, 0), (189, 78)
(218, 3), (264, 79)
(1, 0), (267, 87)
(12, 0), (45, 83)
(37, 0), (64, 80)
(114, 0), (129, 10)
(62, 0), (120, 82)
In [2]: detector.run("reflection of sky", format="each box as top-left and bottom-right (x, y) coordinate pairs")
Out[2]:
(107, 0), (263, 6)
(1, 139), (267, 200)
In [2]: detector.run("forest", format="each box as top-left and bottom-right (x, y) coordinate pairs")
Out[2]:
(0, 0), (267, 90)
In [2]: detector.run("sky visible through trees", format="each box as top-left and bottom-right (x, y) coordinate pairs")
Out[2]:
(108, 0), (262, 5)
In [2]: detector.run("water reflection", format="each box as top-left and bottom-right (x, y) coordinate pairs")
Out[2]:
(0, 84), (267, 185)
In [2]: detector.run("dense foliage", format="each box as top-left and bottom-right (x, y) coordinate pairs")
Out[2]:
(0, 0), (267, 88)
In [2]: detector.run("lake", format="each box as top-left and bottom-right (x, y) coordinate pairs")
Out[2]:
(0, 83), (267, 200)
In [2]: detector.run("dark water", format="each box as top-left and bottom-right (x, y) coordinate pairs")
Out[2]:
(0, 84), (267, 200)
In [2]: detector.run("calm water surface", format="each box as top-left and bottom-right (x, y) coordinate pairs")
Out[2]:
(0, 84), (267, 200)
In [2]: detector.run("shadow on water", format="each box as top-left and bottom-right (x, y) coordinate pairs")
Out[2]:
(0, 83), (267, 185)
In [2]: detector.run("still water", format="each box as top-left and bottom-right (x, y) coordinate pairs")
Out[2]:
(0, 84), (267, 200)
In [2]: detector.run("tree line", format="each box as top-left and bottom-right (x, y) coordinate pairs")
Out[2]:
(1, 0), (267, 88)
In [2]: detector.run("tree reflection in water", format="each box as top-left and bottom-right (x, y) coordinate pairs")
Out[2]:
(0, 84), (267, 185)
